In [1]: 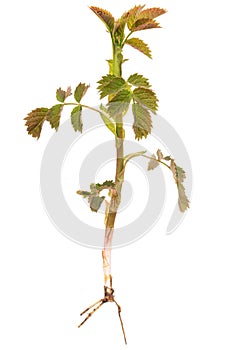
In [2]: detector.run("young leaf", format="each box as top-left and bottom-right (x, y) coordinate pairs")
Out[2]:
(108, 89), (132, 118)
(164, 156), (171, 161)
(56, 87), (72, 103)
(100, 105), (116, 136)
(128, 73), (151, 88)
(131, 18), (151, 30)
(113, 17), (126, 44)
(71, 105), (83, 132)
(148, 154), (159, 170)
(125, 38), (152, 59)
(89, 6), (115, 32)
(97, 75), (126, 99)
(46, 104), (63, 131)
(157, 149), (164, 161)
(126, 5), (145, 30)
(132, 20), (161, 31)
(74, 83), (89, 103)
(24, 107), (49, 139)
(132, 102), (152, 140)
(133, 87), (158, 113)
(77, 180), (115, 213)
(138, 7), (167, 20)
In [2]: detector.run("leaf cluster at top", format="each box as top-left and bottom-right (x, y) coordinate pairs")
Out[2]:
(90, 5), (166, 58)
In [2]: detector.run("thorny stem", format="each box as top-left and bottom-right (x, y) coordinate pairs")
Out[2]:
(102, 42), (125, 288)
(79, 41), (127, 345)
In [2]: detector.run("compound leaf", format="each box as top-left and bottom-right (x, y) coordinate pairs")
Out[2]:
(90, 6), (115, 32)
(24, 107), (49, 139)
(128, 73), (151, 88)
(77, 180), (115, 213)
(46, 104), (63, 131)
(125, 37), (152, 59)
(74, 83), (89, 103)
(132, 102), (152, 140)
(71, 105), (83, 132)
(133, 87), (158, 113)
(97, 75), (127, 99)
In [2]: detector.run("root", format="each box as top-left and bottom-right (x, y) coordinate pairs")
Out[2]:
(78, 285), (127, 345)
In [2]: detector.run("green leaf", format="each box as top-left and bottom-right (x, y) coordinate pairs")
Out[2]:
(108, 89), (132, 118)
(89, 196), (105, 212)
(132, 102), (152, 140)
(24, 107), (49, 139)
(100, 105), (116, 136)
(46, 104), (63, 131)
(74, 83), (89, 103)
(95, 180), (115, 191)
(138, 7), (167, 20)
(97, 75), (127, 99)
(56, 86), (72, 103)
(89, 6), (115, 32)
(133, 87), (158, 113)
(164, 156), (171, 161)
(125, 38), (152, 59)
(124, 151), (146, 165)
(148, 154), (159, 170)
(128, 73), (151, 88)
(170, 160), (190, 212)
(71, 105), (83, 132)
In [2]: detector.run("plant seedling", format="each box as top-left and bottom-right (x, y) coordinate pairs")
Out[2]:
(24, 4), (189, 344)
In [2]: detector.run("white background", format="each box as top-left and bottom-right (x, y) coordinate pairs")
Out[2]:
(1, 0), (233, 349)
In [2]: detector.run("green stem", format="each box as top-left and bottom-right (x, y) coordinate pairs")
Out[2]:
(142, 154), (171, 170)
(102, 42), (125, 288)
(122, 31), (133, 47)
(64, 102), (101, 115)
(64, 102), (114, 123)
